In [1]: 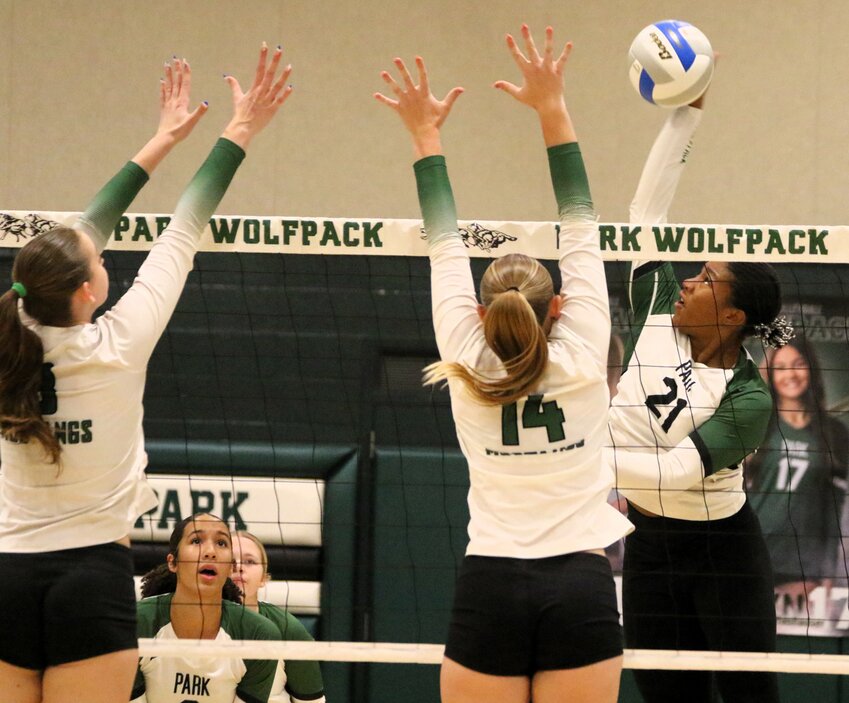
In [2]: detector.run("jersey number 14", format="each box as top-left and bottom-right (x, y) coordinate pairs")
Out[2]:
(501, 394), (566, 446)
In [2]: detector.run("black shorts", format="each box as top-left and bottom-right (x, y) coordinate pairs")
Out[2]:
(0, 542), (137, 669)
(623, 501), (779, 703)
(444, 551), (622, 676)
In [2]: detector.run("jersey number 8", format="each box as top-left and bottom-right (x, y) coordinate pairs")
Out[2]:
(39, 363), (58, 415)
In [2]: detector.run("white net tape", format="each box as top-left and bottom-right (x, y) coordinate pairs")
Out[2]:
(0, 211), (844, 263)
(138, 640), (849, 674)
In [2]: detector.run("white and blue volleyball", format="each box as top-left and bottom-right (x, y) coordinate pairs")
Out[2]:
(628, 20), (714, 108)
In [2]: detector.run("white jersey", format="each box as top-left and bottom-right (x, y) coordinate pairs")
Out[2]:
(607, 107), (771, 520)
(133, 595), (278, 703)
(137, 623), (250, 703)
(417, 146), (633, 559)
(0, 139), (245, 551)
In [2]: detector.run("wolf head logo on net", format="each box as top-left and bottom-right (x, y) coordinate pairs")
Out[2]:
(462, 223), (518, 251)
(0, 213), (62, 242)
(419, 222), (517, 252)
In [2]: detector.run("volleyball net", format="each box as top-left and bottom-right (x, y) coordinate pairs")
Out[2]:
(1, 211), (849, 700)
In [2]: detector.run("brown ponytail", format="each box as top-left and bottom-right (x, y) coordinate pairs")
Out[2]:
(0, 228), (90, 463)
(424, 253), (555, 405)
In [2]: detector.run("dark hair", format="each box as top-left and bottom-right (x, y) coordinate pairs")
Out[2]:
(764, 335), (825, 417)
(423, 253), (554, 405)
(727, 262), (782, 337)
(0, 228), (90, 463)
(748, 335), (842, 489)
(140, 512), (242, 603)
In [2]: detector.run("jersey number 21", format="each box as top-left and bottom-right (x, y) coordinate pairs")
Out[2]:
(644, 376), (687, 433)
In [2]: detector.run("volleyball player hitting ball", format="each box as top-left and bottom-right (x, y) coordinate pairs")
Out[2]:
(376, 25), (632, 703)
(607, 89), (790, 701)
(0, 45), (292, 703)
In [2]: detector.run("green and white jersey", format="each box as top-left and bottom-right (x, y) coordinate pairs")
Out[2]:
(257, 603), (325, 703)
(416, 144), (632, 559)
(607, 106), (771, 521)
(133, 594), (278, 703)
(750, 417), (847, 583)
(0, 139), (245, 552)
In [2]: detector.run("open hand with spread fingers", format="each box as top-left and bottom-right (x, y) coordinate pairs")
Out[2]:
(494, 24), (577, 146)
(222, 42), (293, 149)
(374, 56), (463, 159)
(131, 56), (210, 174)
(158, 57), (209, 144)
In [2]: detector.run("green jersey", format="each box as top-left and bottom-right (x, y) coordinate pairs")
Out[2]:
(750, 417), (847, 583)
(257, 602), (325, 703)
(132, 594), (278, 703)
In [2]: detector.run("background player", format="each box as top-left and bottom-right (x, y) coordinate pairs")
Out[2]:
(749, 335), (848, 613)
(375, 24), (632, 703)
(134, 514), (278, 703)
(231, 531), (326, 703)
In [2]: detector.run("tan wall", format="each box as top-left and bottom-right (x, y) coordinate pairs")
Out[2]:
(1, 0), (845, 227)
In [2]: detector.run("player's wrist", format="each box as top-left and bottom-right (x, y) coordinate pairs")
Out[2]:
(411, 127), (443, 160)
(221, 121), (254, 150)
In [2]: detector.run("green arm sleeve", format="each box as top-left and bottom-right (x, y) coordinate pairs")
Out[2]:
(103, 138), (245, 368)
(172, 138), (245, 227)
(691, 386), (772, 476)
(631, 261), (679, 315)
(547, 142), (594, 221)
(414, 155), (460, 247)
(75, 161), (150, 252)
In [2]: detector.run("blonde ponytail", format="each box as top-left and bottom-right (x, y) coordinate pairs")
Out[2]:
(424, 254), (554, 405)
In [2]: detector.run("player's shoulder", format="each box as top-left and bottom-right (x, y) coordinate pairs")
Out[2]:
(258, 601), (313, 640)
(136, 594), (173, 633)
(221, 600), (279, 640)
(733, 351), (767, 386)
(726, 354), (770, 406)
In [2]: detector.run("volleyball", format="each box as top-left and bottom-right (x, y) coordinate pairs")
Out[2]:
(628, 20), (714, 108)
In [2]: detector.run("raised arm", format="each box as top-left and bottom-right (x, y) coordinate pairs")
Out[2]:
(76, 58), (209, 252)
(629, 105), (702, 226)
(375, 56), (477, 362)
(627, 102), (704, 318)
(102, 44), (293, 367)
(495, 25), (609, 368)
